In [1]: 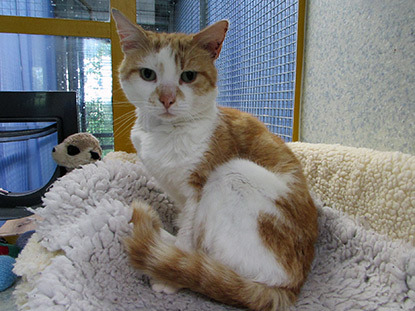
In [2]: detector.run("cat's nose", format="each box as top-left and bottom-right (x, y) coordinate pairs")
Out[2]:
(159, 92), (176, 110)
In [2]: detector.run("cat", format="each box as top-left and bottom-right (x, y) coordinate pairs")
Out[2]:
(112, 9), (318, 311)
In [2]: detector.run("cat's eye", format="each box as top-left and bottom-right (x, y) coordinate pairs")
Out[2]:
(139, 68), (157, 82)
(180, 71), (197, 83)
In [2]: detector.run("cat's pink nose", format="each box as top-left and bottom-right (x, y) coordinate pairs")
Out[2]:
(159, 92), (176, 110)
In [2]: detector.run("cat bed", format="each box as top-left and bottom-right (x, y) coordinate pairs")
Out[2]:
(13, 146), (415, 310)
(288, 142), (415, 245)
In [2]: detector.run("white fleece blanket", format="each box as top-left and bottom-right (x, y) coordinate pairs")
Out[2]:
(288, 142), (415, 244)
(13, 158), (415, 310)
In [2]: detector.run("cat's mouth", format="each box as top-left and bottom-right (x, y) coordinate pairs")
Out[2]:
(159, 111), (176, 119)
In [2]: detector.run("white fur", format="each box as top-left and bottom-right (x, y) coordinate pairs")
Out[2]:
(123, 45), (219, 208)
(131, 114), (218, 207)
(194, 159), (293, 287)
(123, 44), (292, 289)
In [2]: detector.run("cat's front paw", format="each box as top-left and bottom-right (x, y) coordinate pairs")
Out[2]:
(150, 279), (180, 294)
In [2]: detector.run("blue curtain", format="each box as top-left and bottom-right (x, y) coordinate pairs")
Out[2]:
(0, 0), (56, 91)
(0, 1), (58, 193)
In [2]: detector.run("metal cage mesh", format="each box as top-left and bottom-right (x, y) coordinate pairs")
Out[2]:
(206, 0), (299, 141)
(174, 0), (200, 33)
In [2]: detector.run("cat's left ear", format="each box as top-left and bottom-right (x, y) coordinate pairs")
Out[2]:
(193, 20), (229, 59)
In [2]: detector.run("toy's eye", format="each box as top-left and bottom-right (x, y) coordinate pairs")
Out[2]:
(90, 151), (101, 160)
(180, 71), (197, 83)
(139, 68), (157, 81)
(67, 145), (80, 156)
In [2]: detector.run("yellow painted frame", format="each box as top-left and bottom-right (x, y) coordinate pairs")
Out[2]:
(0, 15), (110, 38)
(0, 0), (137, 152)
(292, 0), (306, 142)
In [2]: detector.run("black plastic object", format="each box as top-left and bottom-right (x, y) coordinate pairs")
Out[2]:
(0, 91), (78, 213)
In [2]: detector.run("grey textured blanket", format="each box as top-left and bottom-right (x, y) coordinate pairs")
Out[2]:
(13, 159), (415, 310)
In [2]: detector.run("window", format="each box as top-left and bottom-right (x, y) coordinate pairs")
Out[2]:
(0, 33), (113, 151)
(0, 1), (114, 153)
(0, 0), (133, 204)
(0, 0), (110, 21)
(136, 0), (174, 32)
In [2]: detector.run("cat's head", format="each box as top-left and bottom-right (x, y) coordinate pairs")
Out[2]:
(112, 9), (228, 122)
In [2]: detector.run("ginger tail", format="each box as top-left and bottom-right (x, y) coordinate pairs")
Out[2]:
(125, 201), (297, 311)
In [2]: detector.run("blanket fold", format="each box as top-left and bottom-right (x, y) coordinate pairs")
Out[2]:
(13, 158), (415, 310)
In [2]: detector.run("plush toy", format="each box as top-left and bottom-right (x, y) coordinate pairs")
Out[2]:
(52, 133), (102, 171)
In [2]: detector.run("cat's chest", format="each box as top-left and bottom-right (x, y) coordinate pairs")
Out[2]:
(141, 131), (205, 172)
(132, 120), (216, 205)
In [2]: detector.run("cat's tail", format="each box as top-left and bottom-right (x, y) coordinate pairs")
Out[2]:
(125, 201), (297, 311)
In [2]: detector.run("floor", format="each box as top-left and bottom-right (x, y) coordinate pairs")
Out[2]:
(0, 280), (19, 311)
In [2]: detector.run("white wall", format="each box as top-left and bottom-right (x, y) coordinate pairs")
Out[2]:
(300, 0), (415, 154)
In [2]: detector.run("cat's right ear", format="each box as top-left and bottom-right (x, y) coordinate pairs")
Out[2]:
(193, 20), (229, 59)
(111, 9), (149, 53)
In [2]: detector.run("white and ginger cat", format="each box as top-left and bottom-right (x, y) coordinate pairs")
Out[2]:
(112, 9), (318, 311)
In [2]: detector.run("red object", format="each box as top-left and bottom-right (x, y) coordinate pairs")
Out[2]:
(0, 245), (9, 255)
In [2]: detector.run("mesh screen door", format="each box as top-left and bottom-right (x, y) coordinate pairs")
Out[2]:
(175, 0), (303, 142)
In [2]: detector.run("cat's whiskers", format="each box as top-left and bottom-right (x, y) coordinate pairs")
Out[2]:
(113, 109), (136, 123)
(113, 110), (136, 138)
(112, 102), (135, 108)
(113, 117), (136, 136)
(114, 120), (136, 140)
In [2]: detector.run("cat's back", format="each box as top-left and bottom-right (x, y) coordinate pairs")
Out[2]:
(189, 107), (305, 190)
(218, 107), (297, 166)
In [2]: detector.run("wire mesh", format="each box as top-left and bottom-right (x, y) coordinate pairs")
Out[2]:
(206, 0), (299, 141)
(174, 0), (200, 33)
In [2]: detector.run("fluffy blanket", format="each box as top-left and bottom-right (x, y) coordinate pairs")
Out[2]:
(13, 156), (415, 310)
(288, 142), (415, 244)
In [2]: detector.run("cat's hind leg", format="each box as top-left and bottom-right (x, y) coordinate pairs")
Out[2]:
(194, 158), (295, 287)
